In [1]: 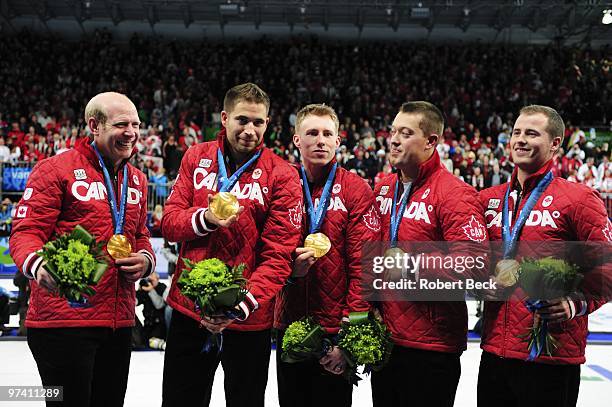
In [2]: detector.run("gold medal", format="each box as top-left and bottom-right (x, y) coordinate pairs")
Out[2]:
(383, 247), (407, 282)
(494, 259), (520, 287)
(107, 234), (132, 260)
(209, 192), (240, 220)
(304, 233), (331, 258)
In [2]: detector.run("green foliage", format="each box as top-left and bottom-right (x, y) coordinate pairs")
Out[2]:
(178, 258), (247, 317)
(40, 225), (108, 303)
(519, 257), (581, 300)
(280, 318), (330, 364)
(338, 313), (393, 372)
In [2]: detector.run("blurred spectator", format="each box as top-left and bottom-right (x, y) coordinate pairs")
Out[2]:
(135, 272), (168, 349)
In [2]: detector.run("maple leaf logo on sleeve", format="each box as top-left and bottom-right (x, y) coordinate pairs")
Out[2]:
(288, 202), (303, 229)
(363, 206), (381, 232)
(462, 215), (487, 242)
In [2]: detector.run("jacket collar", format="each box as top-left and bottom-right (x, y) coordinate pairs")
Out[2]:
(395, 149), (442, 188)
(509, 159), (554, 194)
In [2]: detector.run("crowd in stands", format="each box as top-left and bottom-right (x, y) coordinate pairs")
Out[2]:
(1, 29), (610, 208)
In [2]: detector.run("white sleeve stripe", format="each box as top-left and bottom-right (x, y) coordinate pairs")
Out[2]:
(246, 291), (259, 311)
(23, 252), (38, 279)
(191, 208), (207, 236)
(30, 256), (45, 280)
(237, 302), (250, 321)
(138, 250), (156, 277)
(200, 209), (216, 233)
(577, 300), (588, 317)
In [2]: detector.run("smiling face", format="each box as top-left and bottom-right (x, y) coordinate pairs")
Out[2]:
(221, 101), (269, 161)
(388, 112), (437, 172)
(293, 114), (340, 167)
(88, 94), (140, 168)
(510, 112), (561, 174)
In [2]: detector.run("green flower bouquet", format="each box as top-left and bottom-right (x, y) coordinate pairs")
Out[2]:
(337, 311), (393, 384)
(178, 258), (247, 317)
(518, 257), (582, 360)
(40, 225), (108, 306)
(281, 318), (332, 363)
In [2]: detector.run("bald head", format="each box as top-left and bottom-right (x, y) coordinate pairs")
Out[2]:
(84, 92), (136, 127)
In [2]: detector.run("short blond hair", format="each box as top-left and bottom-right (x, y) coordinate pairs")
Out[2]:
(295, 104), (339, 134)
(519, 105), (565, 143)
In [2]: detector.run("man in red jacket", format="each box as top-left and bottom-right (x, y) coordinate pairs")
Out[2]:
(478, 105), (611, 407)
(161, 83), (303, 407)
(10, 92), (155, 407)
(274, 104), (381, 407)
(371, 101), (487, 407)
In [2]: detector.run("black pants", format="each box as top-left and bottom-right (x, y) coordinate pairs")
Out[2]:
(27, 327), (132, 407)
(276, 330), (352, 407)
(162, 310), (271, 407)
(477, 351), (580, 407)
(371, 345), (461, 407)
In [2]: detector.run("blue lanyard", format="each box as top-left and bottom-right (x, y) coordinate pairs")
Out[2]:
(502, 171), (554, 258)
(299, 163), (337, 234)
(91, 142), (128, 234)
(390, 179), (412, 247)
(216, 148), (261, 192)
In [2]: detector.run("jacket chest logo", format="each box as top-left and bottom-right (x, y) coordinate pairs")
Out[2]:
(193, 168), (265, 205)
(376, 196), (432, 225)
(484, 209), (560, 229)
(71, 181), (141, 204)
(74, 169), (87, 180)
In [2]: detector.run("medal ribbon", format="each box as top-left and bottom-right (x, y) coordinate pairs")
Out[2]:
(390, 179), (412, 248)
(502, 171), (553, 258)
(299, 163), (337, 234)
(91, 142), (128, 234)
(216, 148), (262, 193)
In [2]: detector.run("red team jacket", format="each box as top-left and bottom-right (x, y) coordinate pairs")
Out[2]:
(10, 138), (155, 329)
(274, 163), (381, 333)
(479, 160), (611, 364)
(374, 150), (488, 353)
(162, 131), (303, 331)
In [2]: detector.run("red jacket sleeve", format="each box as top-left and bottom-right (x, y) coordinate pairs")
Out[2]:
(569, 188), (611, 316)
(161, 146), (214, 242)
(9, 159), (63, 279)
(343, 177), (380, 317)
(239, 163), (303, 317)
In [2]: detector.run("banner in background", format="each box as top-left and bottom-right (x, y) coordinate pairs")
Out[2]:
(2, 166), (32, 192)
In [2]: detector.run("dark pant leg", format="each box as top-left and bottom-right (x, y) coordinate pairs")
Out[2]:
(221, 329), (272, 407)
(276, 330), (352, 407)
(516, 358), (581, 407)
(27, 328), (100, 407)
(89, 327), (132, 407)
(162, 310), (220, 407)
(477, 351), (517, 407)
(479, 351), (581, 407)
(372, 345), (460, 407)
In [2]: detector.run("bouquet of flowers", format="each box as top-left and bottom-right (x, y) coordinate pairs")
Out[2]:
(518, 257), (582, 360)
(40, 225), (108, 306)
(337, 311), (393, 385)
(281, 318), (332, 363)
(177, 258), (247, 351)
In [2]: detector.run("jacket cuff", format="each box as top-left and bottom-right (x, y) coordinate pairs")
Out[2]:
(235, 291), (259, 322)
(23, 251), (44, 280)
(191, 208), (217, 236)
(138, 249), (156, 278)
(569, 293), (588, 317)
